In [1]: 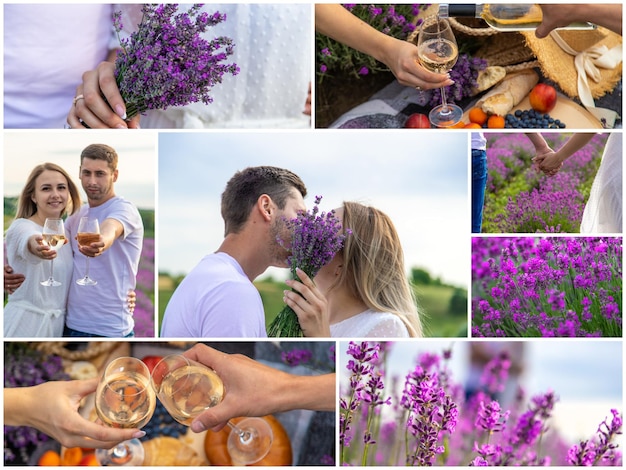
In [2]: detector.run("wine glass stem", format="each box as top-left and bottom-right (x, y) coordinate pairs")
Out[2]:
(439, 86), (451, 114)
(49, 258), (54, 280)
(113, 443), (129, 460)
(84, 257), (90, 279)
(227, 421), (252, 444)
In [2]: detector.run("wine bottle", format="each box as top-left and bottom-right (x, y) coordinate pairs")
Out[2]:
(438, 4), (596, 32)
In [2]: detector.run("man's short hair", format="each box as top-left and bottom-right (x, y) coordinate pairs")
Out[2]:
(221, 166), (307, 235)
(81, 144), (118, 171)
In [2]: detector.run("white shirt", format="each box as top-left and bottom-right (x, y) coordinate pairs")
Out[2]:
(161, 252), (267, 338)
(4, 218), (72, 337)
(330, 309), (410, 338)
(4, 5), (118, 128)
(66, 198), (144, 337)
(472, 132), (487, 151)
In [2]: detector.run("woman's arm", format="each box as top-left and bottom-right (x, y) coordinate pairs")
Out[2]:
(315, 4), (453, 89)
(4, 380), (145, 449)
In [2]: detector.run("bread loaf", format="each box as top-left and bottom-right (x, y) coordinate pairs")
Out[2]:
(472, 66), (506, 95)
(143, 437), (207, 466)
(479, 69), (539, 115)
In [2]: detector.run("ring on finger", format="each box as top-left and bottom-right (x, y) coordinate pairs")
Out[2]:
(73, 94), (84, 106)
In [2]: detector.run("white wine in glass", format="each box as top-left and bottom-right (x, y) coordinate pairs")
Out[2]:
(94, 357), (156, 466)
(417, 16), (463, 127)
(76, 216), (100, 286)
(151, 355), (274, 465)
(40, 218), (66, 287)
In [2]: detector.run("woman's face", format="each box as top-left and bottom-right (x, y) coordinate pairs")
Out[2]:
(31, 170), (69, 219)
(314, 207), (345, 294)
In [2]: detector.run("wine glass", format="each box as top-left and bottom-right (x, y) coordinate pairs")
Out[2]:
(76, 216), (100, 286)
(151, 354), (274, 465)
(94, 357), (156, 466)
(40, 218), (66, 287)
(417, 16), (463, 127)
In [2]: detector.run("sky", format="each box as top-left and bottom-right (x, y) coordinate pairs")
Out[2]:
(3, 131), (156, 209)
(158, 130), (470, 286)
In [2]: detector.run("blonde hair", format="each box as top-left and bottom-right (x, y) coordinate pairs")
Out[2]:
(336, 201), (423, 337)
(16, 163), (82, 220)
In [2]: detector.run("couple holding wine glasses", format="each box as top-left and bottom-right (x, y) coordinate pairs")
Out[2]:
(3, 143), (144, 338)
(4, 342), (336, 466)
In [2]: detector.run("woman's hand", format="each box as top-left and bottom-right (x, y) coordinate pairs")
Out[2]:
(66, 61), (140, 129)
(283, 268), (331, 337)
(28, 235), (56, 260)
(379, 36), (453, 89)
(4, 379), (145, 449)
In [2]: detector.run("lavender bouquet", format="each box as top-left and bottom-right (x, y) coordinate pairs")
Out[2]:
(267, 196), (348, 337)
(113, 4), (239, 120)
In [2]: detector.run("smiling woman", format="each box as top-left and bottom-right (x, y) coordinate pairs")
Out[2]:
(4, 163), (81, 337)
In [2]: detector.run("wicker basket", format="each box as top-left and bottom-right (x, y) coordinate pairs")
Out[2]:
(32, 342), (121, 361)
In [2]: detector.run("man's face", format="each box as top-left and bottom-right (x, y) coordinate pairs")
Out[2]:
(268, 189), (307, 268)
(79, 158), (117, 206)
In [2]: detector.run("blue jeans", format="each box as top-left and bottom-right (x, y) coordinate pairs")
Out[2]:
(472, 148), (488, 233)
(63, 326), (135, 338)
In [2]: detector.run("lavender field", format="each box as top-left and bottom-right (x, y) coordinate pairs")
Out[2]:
(472, 237), (622, 338)
(340, 341), (623, 466)
(133, 236), (155, 337)
(482, 133), (608, 233)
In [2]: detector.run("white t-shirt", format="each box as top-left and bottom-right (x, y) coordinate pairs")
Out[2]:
(472, 132), (487, 151)
(66, 198), (144, 337)
(161, 252), (267, 338)
(330, 309), (410, 338)
(4, 5), (118, 128)
(4, 218), (72, 337)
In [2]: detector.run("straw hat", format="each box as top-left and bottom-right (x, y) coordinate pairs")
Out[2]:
(520, 27), (622, 100)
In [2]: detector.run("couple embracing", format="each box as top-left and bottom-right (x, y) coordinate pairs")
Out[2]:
(4, 144), (143, 338)
(161, 166), (423, 339)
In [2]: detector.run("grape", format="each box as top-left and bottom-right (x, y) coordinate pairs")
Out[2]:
(504, 109), (566, 129)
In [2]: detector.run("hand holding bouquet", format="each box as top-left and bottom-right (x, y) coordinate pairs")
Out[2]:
(268, 196), (349, 337)
(113, 4), (239, 120)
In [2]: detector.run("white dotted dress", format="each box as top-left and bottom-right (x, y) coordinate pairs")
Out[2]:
(580, 133), (622, 233)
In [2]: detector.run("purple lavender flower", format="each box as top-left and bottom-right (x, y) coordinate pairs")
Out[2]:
(569, 409), (623, 465)
(268, 195), (348, 337)
(113, 4), (239, 119)
(475, 400), (510, 434)
(340, 342), (382, 464)
(472, 237), (622, 337)
(280, 349), (313, 367)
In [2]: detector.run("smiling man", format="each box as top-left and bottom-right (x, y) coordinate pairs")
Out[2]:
(160, 166), (307, 338)
(64, 143), (144, 337)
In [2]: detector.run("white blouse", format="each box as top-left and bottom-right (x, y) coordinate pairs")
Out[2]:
(330, 309), (410, 338)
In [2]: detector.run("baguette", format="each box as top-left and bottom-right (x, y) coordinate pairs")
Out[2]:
(472, 66), (506, 95)
(478, 69), (539, 116)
